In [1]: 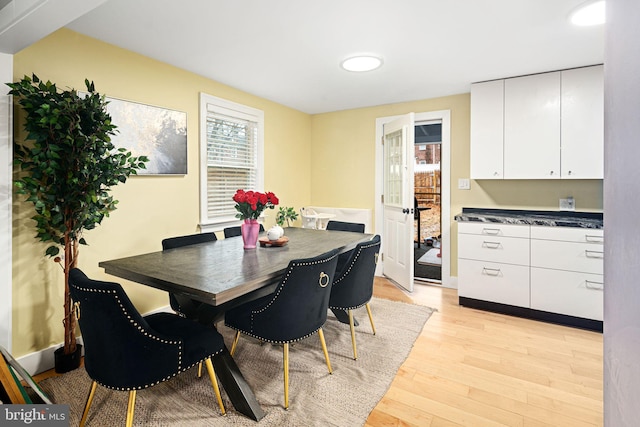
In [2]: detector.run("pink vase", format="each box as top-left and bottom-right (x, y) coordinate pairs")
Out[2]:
(241, 219), (260, 249)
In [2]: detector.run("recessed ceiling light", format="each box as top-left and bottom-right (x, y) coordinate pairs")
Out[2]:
(570, 0), (605, 26)
(340, 55), (383, 72)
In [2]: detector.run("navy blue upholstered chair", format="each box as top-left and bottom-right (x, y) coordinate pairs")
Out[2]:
(325, 220), (365, 233)
(68, 268), (226, 427)
(224, 249), (340, 409)
(328, 235), (381, 360)
(223, 224), (264, 238)
(161, 232), (217, 317)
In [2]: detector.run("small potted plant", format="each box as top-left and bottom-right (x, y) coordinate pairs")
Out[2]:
(275, 206), (299, 227)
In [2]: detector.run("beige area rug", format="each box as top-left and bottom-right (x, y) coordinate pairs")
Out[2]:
(39, 298), (434, 426)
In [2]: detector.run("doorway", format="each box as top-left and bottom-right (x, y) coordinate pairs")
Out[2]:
(414, 122), (442, 283)
(374, 110), (451, 289)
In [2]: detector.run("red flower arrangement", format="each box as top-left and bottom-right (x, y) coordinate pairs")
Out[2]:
(233, 190), (279, 220)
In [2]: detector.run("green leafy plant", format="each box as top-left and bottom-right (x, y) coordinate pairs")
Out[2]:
(276, 206), (299, 227)
(8, 74), (148, 358)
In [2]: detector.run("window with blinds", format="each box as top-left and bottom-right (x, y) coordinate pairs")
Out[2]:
(199, 94), (264, 228)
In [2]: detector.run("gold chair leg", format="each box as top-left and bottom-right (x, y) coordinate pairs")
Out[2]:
(79, 381), (97, 427)
(283, 343), (289, 409)
(230, 331), (241, 356)
(125, 390), (136, 427)
(197, 362), (203, 378)
(348, 310), (358, 360)
(205, 358), (226, 415)
(365, 303), (376, 335)
(317, 328), (333, 374)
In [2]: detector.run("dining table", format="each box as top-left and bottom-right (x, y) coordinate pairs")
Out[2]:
(99, 227), (373, 421)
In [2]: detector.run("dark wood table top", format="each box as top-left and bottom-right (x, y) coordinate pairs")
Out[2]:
(99, 227), (373, 306)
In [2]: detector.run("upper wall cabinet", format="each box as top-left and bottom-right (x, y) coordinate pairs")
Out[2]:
(561, 66), (604, 179)
(470, 79), (504, 179)
(504, 72), (561, 179)
(470, 65), (603, 180)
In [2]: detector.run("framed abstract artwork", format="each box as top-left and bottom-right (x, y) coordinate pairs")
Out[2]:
(104, 96), (187, 175)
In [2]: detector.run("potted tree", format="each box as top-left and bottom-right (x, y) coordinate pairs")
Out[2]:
(8, 74), (148, 373)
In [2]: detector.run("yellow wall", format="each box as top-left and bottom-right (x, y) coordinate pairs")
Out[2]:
(11, 28), (604, 359)
(310, 95), (603, 274)
(11, 29), (312, 357)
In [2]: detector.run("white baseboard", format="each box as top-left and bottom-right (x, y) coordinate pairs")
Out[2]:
(15, 305), (173, 376)
(15, 338), (85, 376)
(444, 276), (458, 289)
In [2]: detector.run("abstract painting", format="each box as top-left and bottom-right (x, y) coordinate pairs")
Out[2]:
(105, 97), (187, 175)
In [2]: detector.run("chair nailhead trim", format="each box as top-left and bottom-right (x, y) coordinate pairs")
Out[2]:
(224, 326), (322, 345)
(328, 302), (368, 311)
(333, 241), (380, 286)
(95, 349), (224, 391)
(330, 241), (380, 311)
(73, 284), (224, 390)
(228, 251), (338, 339)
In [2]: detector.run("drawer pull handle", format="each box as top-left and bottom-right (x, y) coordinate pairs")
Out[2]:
(585, 235), (604, 243)
(585, 250), (604, 259)
(482, 228), (501, 235)
(482, 241), (502, 249)
(482, 267), (501, 276)
(585, 280), (604, 290)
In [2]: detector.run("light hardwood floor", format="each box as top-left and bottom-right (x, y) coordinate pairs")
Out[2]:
(32, 278), (603, 426)
(367, 278), (603, 427)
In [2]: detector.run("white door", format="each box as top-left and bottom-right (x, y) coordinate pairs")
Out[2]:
(382, 113), (415, 292)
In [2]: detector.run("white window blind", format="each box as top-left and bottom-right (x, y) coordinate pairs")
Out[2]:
(200, 94), (264, 228)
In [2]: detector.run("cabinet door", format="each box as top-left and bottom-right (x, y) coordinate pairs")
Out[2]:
(561, 65), (604, 179)
(531, 268), (603, 320)
(459, 259), (530, 307)
(459, 222), (530, 238)
(531, 239), (604, 274)
(470, 80), (504, 179)
(459, 234), (530, 266)
(504, 72), (561, 179)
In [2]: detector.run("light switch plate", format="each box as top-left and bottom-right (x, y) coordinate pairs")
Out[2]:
(458, 178), (470, 190)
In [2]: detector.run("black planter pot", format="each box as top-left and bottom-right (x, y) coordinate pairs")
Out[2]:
(54, 344), (82, 373)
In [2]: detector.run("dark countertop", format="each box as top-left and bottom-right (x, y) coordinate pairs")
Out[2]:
(454, 208), (603, 229)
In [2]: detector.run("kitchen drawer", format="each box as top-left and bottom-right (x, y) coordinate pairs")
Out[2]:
(459, 233), (530, 265)
(458, 259), (530, 307)
(531, 239), (603, 274)
(530, 225), (603, 243)
(531, 267), (603, 320)
(458, 222), (530, 238)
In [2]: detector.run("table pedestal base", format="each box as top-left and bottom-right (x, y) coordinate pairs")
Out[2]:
(213, 348), (265, 421)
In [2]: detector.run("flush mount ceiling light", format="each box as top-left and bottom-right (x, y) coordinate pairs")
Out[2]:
(340, 55), (383, 72)
(570, 0), (605, 26)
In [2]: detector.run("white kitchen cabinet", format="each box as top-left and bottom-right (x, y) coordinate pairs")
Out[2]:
(529, 225), (603, 321)
(459, 259), (530, 307)
(458, 233), (530, 266)
(530, 268), (603, 320)
(530, 239), (604, 274)
(457, 221), (604, 325)
(470, 80), (504, 179)
(504, 71), (561, 179)
(470, 65), (603, 180)
(561, 65), (604, 179)
(458, 222), (530, 306)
